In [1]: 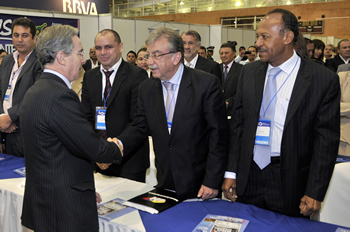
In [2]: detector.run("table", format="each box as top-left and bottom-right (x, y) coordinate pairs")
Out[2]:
(1, 153), (350, 232)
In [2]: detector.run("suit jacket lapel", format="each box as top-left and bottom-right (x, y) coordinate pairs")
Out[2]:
(153, 78), (169, 134)
(2, 57), (14, 98)
(170, 68), (192, 136)
(194, 56), (204, 70)
(106, 60), (126, 107)
(255, 62), (268, 111)
(224, 62), (236, 85)
(16, 50), (37, 84)
(91, 70), (103, 106)
(284, 58), (311, 126)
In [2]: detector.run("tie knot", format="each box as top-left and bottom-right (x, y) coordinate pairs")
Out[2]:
(268, 67), (282, 78)
(163, 81), (174, 91)
(104, 70), (114, 77)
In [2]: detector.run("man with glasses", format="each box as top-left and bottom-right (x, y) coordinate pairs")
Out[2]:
(181, 30), (221, 79)
(118, 27), (229, 200)
(82, 47), (99, 71)
(81, 29), (149, 182)
(0, 17), (42, 156)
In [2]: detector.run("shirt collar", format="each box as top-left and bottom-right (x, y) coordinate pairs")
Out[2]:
(162, 63), (184, 86)
(44, 69), (72, 89)
(12, 49), (33, 63)
(100, 57), (122, 74)
(268, 50), (299, 75)
(339, 54), (350, 63)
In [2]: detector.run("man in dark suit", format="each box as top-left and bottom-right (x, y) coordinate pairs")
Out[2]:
(19, 25), (123, 232)
(181, 30), (221, 80)
(222, 9), (340, 218)
(219, 42), (243, 116)
(118, 27), (229, 200)
(325, 39), (350, 72)
(0, 17), (41, 157)
(82, 47), (99, 71)
(81, 29), (149, 182)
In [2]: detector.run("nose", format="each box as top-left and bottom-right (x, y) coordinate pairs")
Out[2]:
(255, 38), (262, 48)
(147, 56), (154, 65)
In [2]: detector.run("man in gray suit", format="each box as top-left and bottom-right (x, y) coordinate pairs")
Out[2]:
(19, 25), (123, 232)
(223, 9), (340, 218)
(0, 17), (42, 156)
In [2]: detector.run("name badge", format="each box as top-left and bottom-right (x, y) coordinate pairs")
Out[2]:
(255, 119), (271, 146)
(95, 107), (107, 130)
(4, 85), (12, 101)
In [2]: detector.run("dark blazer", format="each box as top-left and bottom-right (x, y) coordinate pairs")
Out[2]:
(82, 59), (100, 71)
(19, 73), (122, 232)
(219, 62), (243, 116)
(81, 59), (149, 177)
(194, 55), (222, 80)
(227, 58), (340, 216)
(325, 54), (345, 72)
(0, 50), (42, 156)
(118, 66), (229, 200)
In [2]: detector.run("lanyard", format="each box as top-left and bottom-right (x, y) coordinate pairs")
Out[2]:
(262, 57), (300, 118)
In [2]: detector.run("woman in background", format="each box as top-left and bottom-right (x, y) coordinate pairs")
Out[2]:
(312, 39), (325, 65)
(136, 47), (151, 78)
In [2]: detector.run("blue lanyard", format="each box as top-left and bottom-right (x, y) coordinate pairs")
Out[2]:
(262, 57), (300, 118)
(102, 88), (112, 108)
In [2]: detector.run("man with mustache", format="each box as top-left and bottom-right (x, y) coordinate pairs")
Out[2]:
(222, 9), (340, 218)
(181, 30), (221, 80)
(81, 29), (149, 182)
(118, 27), (229, 200)
(0, 17), (42, 156)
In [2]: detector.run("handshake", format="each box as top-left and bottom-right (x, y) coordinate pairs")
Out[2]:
(97, 137), (123, 170)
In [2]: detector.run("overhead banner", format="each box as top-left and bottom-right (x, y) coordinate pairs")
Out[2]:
(1, 0), (109, 15)
(0, 14), (79, 54)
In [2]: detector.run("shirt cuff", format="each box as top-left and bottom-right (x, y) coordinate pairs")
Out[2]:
(224, 171), (236, 179)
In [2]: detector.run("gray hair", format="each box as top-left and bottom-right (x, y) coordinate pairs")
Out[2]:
(145, 27), (184, 63)
(181, 29), (201, 45)
(36, 25), (79, 66)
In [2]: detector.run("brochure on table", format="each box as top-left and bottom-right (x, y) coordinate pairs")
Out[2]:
(192, 214), (249, 232)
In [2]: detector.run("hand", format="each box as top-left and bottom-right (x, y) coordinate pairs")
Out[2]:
(4, 123), (18, 133)
(226, 101), (229, 108)
(96, 192), (102, 203)
(0, 144), (4, 153)
(107, 137), (124, 157)
(96, 162), (111, 170)
(0, 115), (12, 132)
(197, 185), (218, 200)
(222, 178), (238, 202)
(299, 195), (321, 217)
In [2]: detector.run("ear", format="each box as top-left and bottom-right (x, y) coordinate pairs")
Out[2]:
(172, 52), (182, 65)
(284, 31), (294, 45)
(56, 51), (67, 66)
(119, 42), (124, 53)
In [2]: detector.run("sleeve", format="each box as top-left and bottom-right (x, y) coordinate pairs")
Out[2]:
(80, 72), (95, 129)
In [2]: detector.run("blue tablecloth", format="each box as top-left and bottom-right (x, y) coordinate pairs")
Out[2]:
(0, 153), (25, 179)
(1, 153), (349, 231)
(140, 199), (349, 231)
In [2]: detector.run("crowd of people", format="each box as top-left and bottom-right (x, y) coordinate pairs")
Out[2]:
(0, 8), (345, 231)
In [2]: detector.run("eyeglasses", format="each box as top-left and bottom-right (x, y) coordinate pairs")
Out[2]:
(144, 51), (175, 61)
(77, 50), (85, 59)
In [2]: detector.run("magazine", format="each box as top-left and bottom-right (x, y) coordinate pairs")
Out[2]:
(13, 167), (26, 176)
(124, 188), (180, 214)
(192, 214), (249, 232)
(97, 198), (136, 221)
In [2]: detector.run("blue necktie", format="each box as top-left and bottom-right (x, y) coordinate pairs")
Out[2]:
(224, 65), (228, 81)
(254, 67), (282, 169)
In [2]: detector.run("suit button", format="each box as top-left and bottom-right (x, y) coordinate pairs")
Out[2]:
(170, 145), (173, 149)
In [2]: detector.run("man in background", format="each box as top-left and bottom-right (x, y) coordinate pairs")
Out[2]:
(207, 46), (214, 60)
(19, 24), (123, 232)
(198, 46), (207, 58)
(0, 17), (41, 156)
(239, 46), (259, 65)
(181, 30), (221, 79)
(326, 39), (350, 72)
(126, 50), (137, 65)
(82, 47), (99, 71)
(323, 44), (336, 62)
(304, 38), (314, 58)
(81, 29), (149, 182)
(219, 42), (243, 116)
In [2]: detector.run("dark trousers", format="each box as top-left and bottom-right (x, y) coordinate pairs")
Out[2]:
(237, 157), (291, 216)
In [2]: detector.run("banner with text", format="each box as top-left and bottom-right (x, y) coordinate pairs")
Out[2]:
(0, 14), (78, 54)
